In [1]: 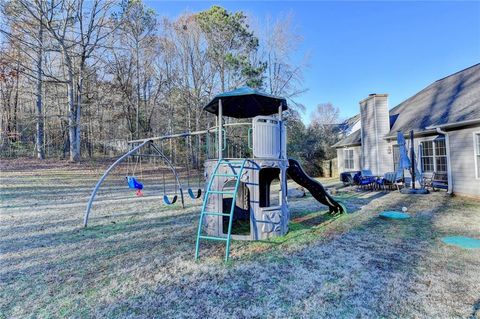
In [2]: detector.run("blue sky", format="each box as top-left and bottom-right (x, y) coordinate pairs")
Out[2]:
(147, 1), (480, 123)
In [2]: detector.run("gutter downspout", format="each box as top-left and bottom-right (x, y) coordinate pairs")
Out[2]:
(436, 127), (453, 195)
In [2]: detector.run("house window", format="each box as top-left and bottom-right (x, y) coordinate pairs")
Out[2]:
(420, 139), (447, 173)
(421, 141), (434, 172)
(344, 149), (354, 170)
(475, 133), (480, 178)
(435, 139), (447, 173)
(392, 145), (400, 171)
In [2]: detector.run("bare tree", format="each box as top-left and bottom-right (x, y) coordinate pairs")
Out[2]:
(311, 102), (340, 126)
(16, 0), (115, 161)
(260, 12), (307, 109)
(310, 102), (341, 160)
(110, 0), (157, 139)
(1, 1), (48, 158)
(0, 4), (311, 162)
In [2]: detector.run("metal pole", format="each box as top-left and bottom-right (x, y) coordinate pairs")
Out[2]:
(278, 103), (283, 160)
(410, 130), (416, 189)
(128, 123), (250, 144)
(218, 99), (223, 160)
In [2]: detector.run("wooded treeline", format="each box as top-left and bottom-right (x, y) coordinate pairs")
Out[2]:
(0, 0), (340, 175)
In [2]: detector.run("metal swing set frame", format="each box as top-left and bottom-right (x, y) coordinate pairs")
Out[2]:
(83, 133), (201, 227)
(83, 121), (247, 228)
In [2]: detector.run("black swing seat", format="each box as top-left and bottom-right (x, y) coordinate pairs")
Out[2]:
(188, 188), (202, 199)
(163, 194), (178, 205)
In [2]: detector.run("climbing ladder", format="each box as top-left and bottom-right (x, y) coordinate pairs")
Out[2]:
(195, 158), (248, 261)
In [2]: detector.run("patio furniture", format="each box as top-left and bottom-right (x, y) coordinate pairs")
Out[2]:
(431, 172), (448, 191)
(422, 172), (433, 188)
(340, 171), (360, 186)
(355, 169), (376, 190)
(376, 172), (401, 191)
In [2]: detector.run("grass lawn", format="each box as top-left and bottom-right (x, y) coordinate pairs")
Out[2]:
(1, 158), (480, 318)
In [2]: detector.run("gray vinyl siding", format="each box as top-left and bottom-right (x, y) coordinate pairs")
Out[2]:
(448, 125), (480, 197)
(360, 95), (392, 175)
(337, 146), (361, 172)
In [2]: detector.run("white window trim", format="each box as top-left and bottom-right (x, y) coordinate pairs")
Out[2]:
(420, 139), (435, 173)
(392, 144), (400, 171)
(420, 138), (447, 173)
(344, 148), (354, 170)
(474, 131), (480, 180)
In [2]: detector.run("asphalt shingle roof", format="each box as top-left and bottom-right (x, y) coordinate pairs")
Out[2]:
(388, 63), (480, 135)
(333, 63), (480, 147)
(332, 128), (361, 147)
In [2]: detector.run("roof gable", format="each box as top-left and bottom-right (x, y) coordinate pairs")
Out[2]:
(332, 128), (361, 147)
(333, 63), (480, 147)
(388, 63), (480, 134)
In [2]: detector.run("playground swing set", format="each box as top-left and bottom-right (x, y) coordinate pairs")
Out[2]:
(122, 137), (203, 205)
(84, 87), (347, 261)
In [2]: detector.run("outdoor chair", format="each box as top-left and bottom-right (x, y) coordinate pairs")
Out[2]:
(431, 172), (448, 191)
(340, 172), (353, 186)
(422, 172), (433, 189)
(376, 172), (402, 191)
(355, 169), (376, 190)
(375, 172), (391, 190)
(340, 171), (360, 186)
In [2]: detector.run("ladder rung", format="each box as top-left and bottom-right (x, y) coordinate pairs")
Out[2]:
(203, 212), (231, 217)
(199, 235), (228, 241)
(195, 158), (247, 261)
(208, 191), (235, 195)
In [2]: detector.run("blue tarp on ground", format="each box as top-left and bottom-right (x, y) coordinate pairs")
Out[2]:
(379, 211), (411, 219)
(441, 236), (480, 249)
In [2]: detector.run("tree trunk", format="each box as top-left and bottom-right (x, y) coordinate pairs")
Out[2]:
(66, 56), (80, 162)
(135, 41), (140, 139)
(13, 60), (20, 142)
(35, 23), (45, 159)
(75, 73), (83, 158)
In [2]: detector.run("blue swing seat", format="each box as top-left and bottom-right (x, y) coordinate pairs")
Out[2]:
(163, 194), (177, 205)
(126, 176), (143, 190)
(188, 188), (202, 199)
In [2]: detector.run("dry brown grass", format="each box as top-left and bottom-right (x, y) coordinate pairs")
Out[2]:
(1, 158), (479, 318)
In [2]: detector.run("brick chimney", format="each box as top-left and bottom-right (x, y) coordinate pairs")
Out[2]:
(359, 94), (392, 175)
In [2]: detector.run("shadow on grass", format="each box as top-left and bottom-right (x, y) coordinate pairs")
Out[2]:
(0, 209), (198, 255)
(5, 189), (476, 318)
(231, 190), (389, 259)
(85, 193), (451, 318)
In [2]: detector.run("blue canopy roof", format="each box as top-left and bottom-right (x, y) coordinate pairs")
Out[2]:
(203, 87), (288, 118)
